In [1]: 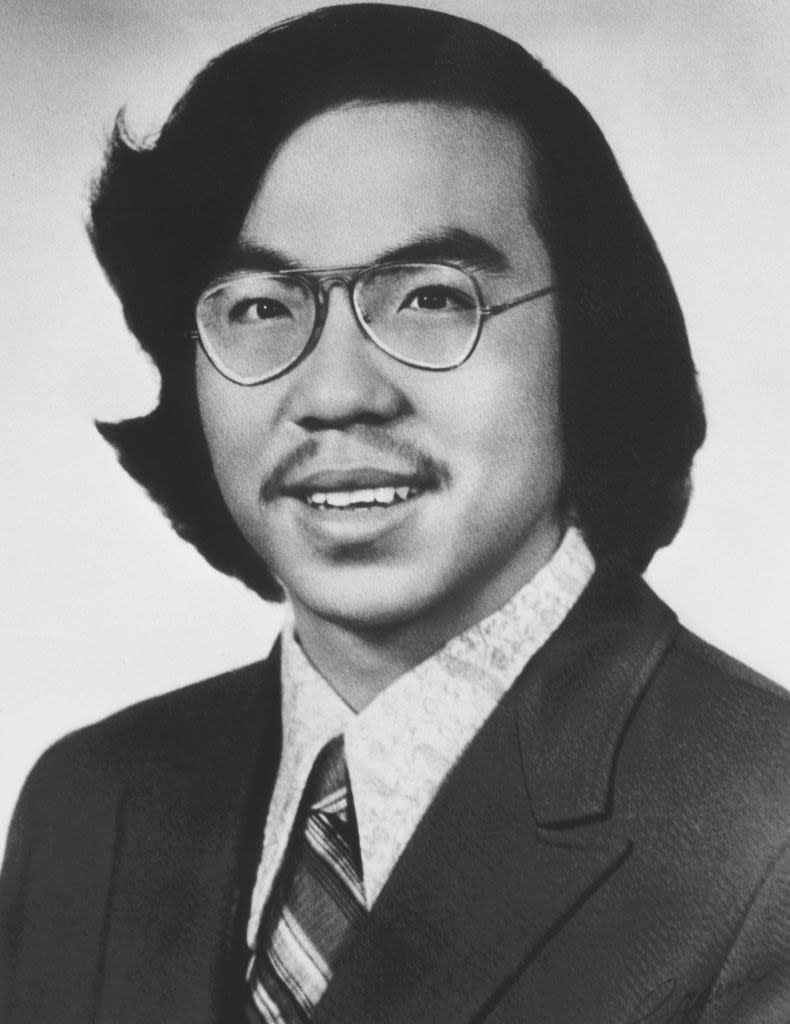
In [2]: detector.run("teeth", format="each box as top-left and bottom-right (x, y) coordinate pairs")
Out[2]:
(327, 490), (371, 508)
(304, 486), (419, 509)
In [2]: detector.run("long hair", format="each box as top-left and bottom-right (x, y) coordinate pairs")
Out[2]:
(88, 3), (706, 599)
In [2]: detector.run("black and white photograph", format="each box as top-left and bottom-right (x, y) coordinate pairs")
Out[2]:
(2, 2), (788, 1021)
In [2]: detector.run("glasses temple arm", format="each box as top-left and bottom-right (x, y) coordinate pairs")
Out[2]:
(479, 284), (555, 317)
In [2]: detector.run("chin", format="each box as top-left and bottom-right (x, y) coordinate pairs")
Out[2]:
(285, 560), (458, 633)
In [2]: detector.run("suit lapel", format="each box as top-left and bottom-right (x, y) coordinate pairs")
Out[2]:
(315, 564), (678, 1024)
(517, 561), (678, 827)
(96, 652), (282, 1024)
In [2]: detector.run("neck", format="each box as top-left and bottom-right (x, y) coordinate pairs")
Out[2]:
(289, 523), (563, 711)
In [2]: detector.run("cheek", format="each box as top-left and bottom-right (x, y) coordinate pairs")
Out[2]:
(445, 326), (563, 487)
(195, 353), (272, 501)
(196, 350), (229, 441)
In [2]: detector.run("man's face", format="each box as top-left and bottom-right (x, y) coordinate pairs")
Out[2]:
(196, 102), (564, 639)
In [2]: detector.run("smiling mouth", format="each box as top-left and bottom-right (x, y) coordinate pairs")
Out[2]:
(302, 485), (422, 511)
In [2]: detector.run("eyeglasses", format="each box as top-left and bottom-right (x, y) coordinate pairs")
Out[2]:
(194, 261), (554, 385)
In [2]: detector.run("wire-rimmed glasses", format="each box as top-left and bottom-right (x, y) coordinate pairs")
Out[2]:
(194, 261), (554, 385)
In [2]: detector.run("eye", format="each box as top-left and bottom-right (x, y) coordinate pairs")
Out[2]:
(230, 298), (293, 323)
(399, 286), (475, 312)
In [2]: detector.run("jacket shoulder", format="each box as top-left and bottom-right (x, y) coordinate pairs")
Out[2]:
(674, 627), (790, 705)
(656, 636), (790, 1021)
(23, 650), (280, 803)
(1, 652), (282, 1020)
(637, 622), (790, 823)
(663, 625), (790, 735)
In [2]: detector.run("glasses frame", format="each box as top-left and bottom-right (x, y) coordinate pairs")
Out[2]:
(193, 261), (554, 386)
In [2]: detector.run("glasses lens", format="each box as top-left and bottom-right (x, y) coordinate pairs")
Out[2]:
(356, 264), (481, 368)
(196, 274), (315, 382)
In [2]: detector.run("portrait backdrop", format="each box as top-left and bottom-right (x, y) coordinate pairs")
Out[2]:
(1, 0), (788, 856)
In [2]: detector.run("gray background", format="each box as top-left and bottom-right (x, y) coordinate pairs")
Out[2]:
(2, 0), (788, 855)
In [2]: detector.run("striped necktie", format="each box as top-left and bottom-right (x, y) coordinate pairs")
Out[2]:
(245, 735), (366, 1022)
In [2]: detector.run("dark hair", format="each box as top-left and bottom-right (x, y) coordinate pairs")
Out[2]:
(89, 2), (706, 599)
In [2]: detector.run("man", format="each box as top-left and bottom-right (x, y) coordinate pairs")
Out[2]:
(1, 5), (788, 1023)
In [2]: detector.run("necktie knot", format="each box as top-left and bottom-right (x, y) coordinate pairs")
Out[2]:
(304, 735), (349, 822)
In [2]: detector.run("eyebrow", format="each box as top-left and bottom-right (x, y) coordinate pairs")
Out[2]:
(376, 229), (511, 274)
(215, 227), (512, 278)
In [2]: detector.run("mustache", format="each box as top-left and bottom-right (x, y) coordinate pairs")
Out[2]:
(260, 427), (450, 503)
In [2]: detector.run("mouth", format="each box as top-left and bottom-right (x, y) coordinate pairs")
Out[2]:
(274, 464), (438, 544)
(276, 462), (438, 511)
(302, 485), (422, 512)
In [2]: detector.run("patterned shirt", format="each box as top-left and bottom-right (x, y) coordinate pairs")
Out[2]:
(247, 526), (595, 948)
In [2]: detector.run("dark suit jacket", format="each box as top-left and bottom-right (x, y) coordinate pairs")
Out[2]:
(2, 563), (789, 1024)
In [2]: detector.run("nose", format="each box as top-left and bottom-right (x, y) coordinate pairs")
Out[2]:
(285, 282), (405, 430)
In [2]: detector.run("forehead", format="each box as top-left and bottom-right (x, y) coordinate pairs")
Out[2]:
(237, 101), (548, 276)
